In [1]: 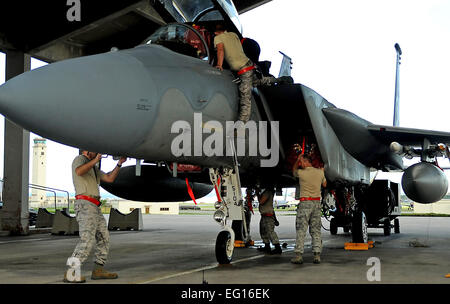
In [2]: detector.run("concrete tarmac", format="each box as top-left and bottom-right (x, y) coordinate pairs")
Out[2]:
(0, 213), (449, 284)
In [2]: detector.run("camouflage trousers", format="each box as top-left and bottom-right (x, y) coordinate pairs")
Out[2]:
(238, 64), (277, 123)
(259, 215), (279, 245)
(294, 201), (322, 255)
(71, 200), (110, 266)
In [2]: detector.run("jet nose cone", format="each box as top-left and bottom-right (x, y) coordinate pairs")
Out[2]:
(0, 50), (157, 154)
(0, 81), (20, 119)
(0, 85), (8, 114)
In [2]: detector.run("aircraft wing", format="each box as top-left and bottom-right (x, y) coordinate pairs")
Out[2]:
(367, 124), (450, 146)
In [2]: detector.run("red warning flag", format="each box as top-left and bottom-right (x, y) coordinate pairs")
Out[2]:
(246, 192), (254, 215)
(214, 177), (222, 202)
(185, 178), (197, 205)
(301, 136), (305, 155)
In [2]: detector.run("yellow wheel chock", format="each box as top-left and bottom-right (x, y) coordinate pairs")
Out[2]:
(344, 241), (374, 251)
(234, 240), (245, 248)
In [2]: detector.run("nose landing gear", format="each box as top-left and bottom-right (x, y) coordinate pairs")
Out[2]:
(210, 166), (249, 264)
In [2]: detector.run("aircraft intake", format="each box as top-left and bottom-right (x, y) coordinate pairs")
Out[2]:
(401, 162), (448, 204)
(100, 165), (213, 202)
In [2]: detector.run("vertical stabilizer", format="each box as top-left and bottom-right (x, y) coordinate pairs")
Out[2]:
(278, 51), (292, 77)
(393, 43), (402, 127)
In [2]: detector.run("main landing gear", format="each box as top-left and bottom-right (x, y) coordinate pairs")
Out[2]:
(325, 181), (401, 243)
(323, 187), (369, 243)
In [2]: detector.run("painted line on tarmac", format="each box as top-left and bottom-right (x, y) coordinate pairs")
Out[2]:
(136, 263), (219, 284)
(136, 240), (331, 284)
(137, 249), (293, 284)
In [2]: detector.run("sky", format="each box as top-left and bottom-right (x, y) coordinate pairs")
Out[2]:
(0, 0), (450, 197)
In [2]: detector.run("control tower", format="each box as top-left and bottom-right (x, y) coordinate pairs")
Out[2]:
(30, 138), (47, 207)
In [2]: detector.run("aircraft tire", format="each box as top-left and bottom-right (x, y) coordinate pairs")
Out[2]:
(351, 211), (368, 243)
(215, 230), (233, 264)
(330, 218), (338, 235)
(383, 219), (391, 236)
(394, 218), (400, 234)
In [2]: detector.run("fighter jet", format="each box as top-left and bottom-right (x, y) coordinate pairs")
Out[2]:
(1, 0), (449, 264)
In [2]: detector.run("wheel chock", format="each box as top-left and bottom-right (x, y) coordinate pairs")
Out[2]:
(345, 243), (368, 250)
(234, 240), (245, 248)
(246, 240), (255, 246)
(344, 241), (374, 251)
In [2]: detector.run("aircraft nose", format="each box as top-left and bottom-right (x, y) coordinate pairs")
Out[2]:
(0, 85), (12, 116)
(0, 50), (157, 155)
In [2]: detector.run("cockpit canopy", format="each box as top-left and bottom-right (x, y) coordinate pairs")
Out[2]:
(143, 0), (242, 64)
(144, 24), (210, 62)
(156, 0), (242, 33)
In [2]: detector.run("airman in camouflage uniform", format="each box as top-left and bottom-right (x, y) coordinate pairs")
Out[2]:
(237, 66), (278, 122)
(64, 151), (126, 283)
(291, 154), (326, 264)
(213, 23), (293, 123)
(257, 188), (282, 254)
(72, 199), (110, 267)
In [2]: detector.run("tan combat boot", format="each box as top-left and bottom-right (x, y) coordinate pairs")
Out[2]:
(91, 264), (118, 280)
(63, 270), (86, 283)
(290, 254), (303, 264)
(313, 253), (321, 264)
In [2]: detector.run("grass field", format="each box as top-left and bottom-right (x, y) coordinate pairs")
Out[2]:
(179, 203), (450, 217)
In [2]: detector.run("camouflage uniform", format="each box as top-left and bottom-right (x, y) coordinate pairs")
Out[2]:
(238, 60), (277, 123)
(260, 216), (279, 245)
(213, 31), (277, 123)
(70, 155), (110, 266)
(258, 189), (280, 245)
(294, 201), (322, 255)
(71, 199), (110, 265)
(293, 167), (326, 255)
